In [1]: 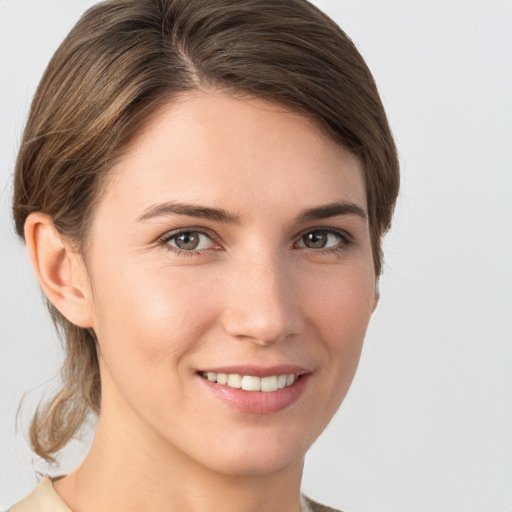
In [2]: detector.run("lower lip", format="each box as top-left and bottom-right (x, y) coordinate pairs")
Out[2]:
(199, 374), (310, 415)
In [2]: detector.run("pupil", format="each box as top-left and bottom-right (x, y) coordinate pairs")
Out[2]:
(176, 232), (199, 250)
(305, 232), (327, 248)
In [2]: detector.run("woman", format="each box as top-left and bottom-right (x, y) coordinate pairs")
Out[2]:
(8, 0), (399, 511)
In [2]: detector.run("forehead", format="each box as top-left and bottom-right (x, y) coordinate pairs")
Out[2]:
(99, 90), (366, 222)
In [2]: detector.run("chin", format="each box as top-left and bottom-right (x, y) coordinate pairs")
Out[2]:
(205, 448), (305, 477)
(186, 426), (314, 477)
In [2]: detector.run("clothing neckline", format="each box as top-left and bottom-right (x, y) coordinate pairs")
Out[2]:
(12, 475), (329, 512)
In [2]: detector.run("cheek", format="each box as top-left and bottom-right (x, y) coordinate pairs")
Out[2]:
(303, 264), (375, 383)
(90, 260), (219, 377)
(306, 260), (375, 334)
(90, 262), (224, 425)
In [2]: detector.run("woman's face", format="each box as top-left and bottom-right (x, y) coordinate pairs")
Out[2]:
(82, 91), (377, 476)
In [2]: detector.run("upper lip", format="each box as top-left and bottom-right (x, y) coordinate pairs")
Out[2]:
(197, 365), (311, 378)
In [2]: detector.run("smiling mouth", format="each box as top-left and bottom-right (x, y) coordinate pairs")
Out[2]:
(199, 372), (298, 392)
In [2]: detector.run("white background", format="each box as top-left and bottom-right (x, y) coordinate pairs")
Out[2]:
(1, 1), (511, 511)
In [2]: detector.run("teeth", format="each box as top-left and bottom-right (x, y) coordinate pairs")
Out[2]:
(227, 374), (242, 388)
(203, 372), (298, 392)
(261, 375), (278, 392)
(241, 375), (261, 391)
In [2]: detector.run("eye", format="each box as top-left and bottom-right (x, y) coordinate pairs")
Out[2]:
(296, 229), (349, 250)
(163, 230), (215, 252)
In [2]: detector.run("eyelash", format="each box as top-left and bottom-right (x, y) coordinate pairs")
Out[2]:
(157, 227), (353, 257)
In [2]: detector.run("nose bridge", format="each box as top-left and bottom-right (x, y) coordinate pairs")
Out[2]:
(221, 250), (302, 345)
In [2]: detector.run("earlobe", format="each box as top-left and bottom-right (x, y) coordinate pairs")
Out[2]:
(372, 281), (380, 312)
(24, 212), (94, 328)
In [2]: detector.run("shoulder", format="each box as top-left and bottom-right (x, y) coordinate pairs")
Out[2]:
(302, 494), (343, 512)
(7, 477), (71, 512)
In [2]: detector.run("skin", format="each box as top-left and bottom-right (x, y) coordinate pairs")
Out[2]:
(26, 91), (377, 512)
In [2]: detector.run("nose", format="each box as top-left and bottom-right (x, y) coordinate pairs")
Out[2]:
(220, 254), (304, 346)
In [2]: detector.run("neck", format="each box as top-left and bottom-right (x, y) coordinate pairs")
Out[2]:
(54, 405), (304, 512)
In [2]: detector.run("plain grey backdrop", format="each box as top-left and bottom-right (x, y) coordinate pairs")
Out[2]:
(1, 1), (511, 511)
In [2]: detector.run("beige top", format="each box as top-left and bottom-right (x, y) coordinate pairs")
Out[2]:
(8, 477), (341, 512)
(8, 478), (69, 512)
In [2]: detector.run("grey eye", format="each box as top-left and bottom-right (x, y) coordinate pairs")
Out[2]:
(303, 232), (327, 248)
(297, 231), (343, 249)
(168, 231), (213, 251)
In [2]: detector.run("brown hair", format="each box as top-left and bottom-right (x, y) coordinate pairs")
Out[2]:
(12, 0), (399, 462)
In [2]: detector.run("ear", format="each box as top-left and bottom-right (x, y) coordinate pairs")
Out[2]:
(372, 281), (380, 312)
(24, 212), (94, 328)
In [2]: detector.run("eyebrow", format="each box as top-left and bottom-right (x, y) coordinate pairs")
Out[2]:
(137, 200), (367, 224)
(297, 201), (367, 223)
(137, 201), (242, 224)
